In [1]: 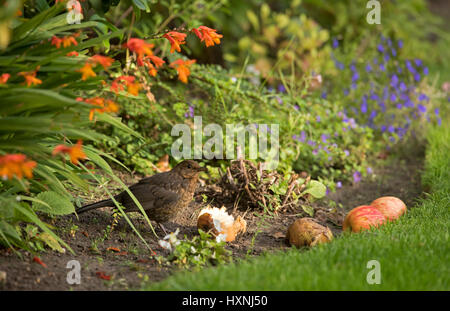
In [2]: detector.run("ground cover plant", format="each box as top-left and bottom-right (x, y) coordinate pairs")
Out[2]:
(0, 0), (448, 291)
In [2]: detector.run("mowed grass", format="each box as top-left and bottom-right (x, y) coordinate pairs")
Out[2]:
(146, 125), (450, 290)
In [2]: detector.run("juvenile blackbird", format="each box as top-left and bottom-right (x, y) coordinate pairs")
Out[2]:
(76, 160), (206, 231)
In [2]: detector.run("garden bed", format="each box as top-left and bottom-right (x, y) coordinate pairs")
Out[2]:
(146, 127), (448, 290)
(0, 147), (424, 290)
(0, 0), (448, 294)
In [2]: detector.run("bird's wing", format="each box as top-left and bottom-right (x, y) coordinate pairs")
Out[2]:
(119, 183), (180, 212)
(132, 171), (172, 187)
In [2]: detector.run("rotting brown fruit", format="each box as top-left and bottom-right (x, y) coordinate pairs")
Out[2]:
(286, 218), (333, 247)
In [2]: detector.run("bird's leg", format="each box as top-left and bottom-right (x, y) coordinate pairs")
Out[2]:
(158, 223), (168, 235)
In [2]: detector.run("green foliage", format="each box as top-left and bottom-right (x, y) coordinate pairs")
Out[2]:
(102, 0), (226, 39)
(90, 0), (389, 192)
(0, 194), (71, 254)
(157, 229), (232, 269)
(31, 191), (74, 215)
(220, 0), (333, 78)
(98, 59), (374, 193)
(268, 175), (326, 212)
(0, 1), (154, 254)
(302, 180), (326, 199)
(302, 0), (448, 63)
(23, 224), (65, 253)
(423, 125), (450, 192)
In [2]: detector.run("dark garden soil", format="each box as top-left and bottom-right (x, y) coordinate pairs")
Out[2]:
(0, 145), (424, 291)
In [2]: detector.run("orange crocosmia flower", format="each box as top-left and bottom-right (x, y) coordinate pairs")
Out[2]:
(162, 31), (187, 53)
(82, 97), (119, 120)
(119, 76), (141, 96)
(77, 63), (96, 80)
(141, 56), (163, 76)
(90, 55), (114, 69)
(52, 140), (87, 165)
(192, 28), (202, 40)
(110, 75), (140, 95)
(110, 80), (124, 94)
(105, 99), (119, 113)
(136, 57), (145, 67)
(118, 75), (135, 84)
(125, 38), (154, 60)
(66, 51), (79, 57)
(21, 161), (37, 179)
(69, 142), (87, 165)
(193, 26), (223, 47)
(85, 96), (104, 107)
(62, 35), (78, 48)
(23, 74), (42, 87)
(147, 63), (157, 77)
(0, 73), (10, 84)
(170, 59), (196, 83)
(51, 36), (63, 48)
(18, 69), (42, 87)
(126, 81), (141, 96)
(148, 55), (165, 68)
(88, 109), (99, 121)
(110, 76), (130, 94)
(51, 35), (78, 49)
(83, 97), (105, 120)
(0, 154), (37, 180)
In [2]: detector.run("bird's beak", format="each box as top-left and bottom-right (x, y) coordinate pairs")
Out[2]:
(198, 166), (207, 172)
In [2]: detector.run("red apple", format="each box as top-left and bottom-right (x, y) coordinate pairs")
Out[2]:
(370, 196), (407, 221)
(343, 205), (387, 233)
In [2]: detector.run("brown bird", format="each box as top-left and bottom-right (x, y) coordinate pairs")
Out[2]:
(76, 160), (206, 233)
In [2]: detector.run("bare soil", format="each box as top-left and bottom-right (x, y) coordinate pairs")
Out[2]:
(0, 149), (424, 291)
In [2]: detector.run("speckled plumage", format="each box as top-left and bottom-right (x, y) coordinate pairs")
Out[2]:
(76, 160), (206, 224)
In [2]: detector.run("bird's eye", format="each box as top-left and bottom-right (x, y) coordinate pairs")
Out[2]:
(187, 164), (192, 169)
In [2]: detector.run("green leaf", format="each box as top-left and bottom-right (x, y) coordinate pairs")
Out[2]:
(296, 177), (306, 185)
(97, 113), (143, 139)
(33, 165), (68, 196)
(301, 204), (315, 217)
(37, 232), (64, 253)
(0, 220), (22, 243)
(13, 201), (73, 254)
(12, 4), (63, 41)
(133, 0), (151, 12)
(246, 10), (259, 32)
(86, 146), (130, 172)
(83, 148), (113, 174)
(303, 180), (327, 199)
(35, 0), (50, 12)
(0, 88), (85, 114)
(32, 191), (75, 215)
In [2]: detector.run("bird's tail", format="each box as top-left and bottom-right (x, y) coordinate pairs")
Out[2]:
(76, 198), (113, 214)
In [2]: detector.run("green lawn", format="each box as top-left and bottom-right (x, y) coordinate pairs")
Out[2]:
(146, 125), (450, 290)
